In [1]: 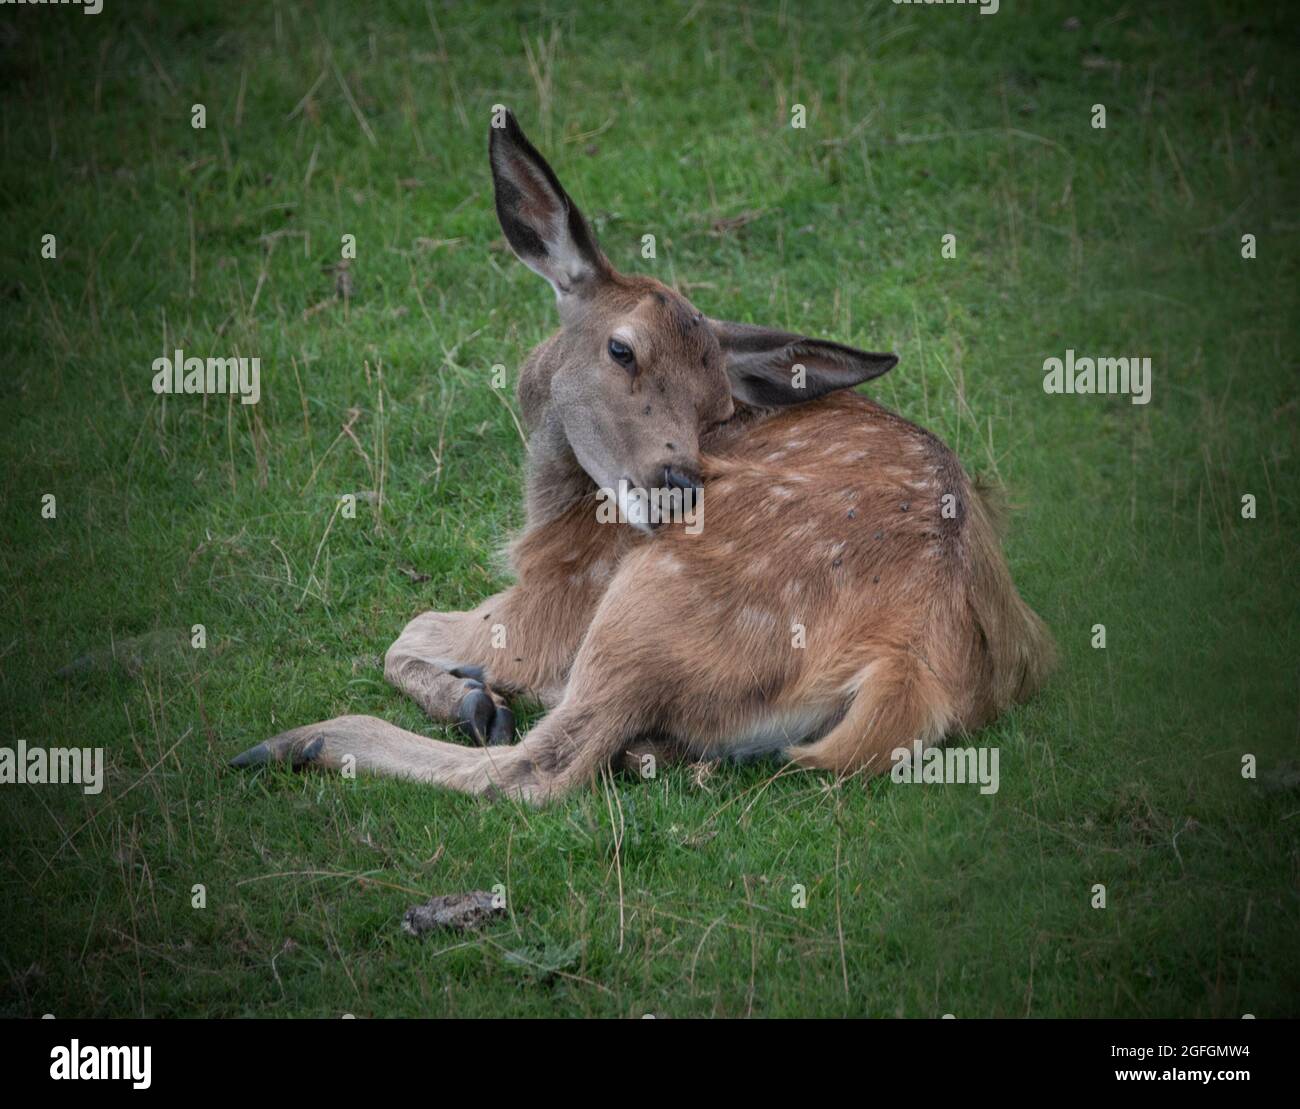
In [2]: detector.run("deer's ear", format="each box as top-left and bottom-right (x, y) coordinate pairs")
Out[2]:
(489, 110), (608, 299)
(710, 319), (898, 407)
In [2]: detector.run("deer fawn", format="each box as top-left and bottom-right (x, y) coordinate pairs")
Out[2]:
(231, 111), (1056, 804)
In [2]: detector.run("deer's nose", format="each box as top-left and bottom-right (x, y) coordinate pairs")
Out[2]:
(662, 464), (702, 496)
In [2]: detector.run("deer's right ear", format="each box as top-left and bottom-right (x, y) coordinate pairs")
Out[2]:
(710, 319), (899, 408)
(489, 110), (608, 299)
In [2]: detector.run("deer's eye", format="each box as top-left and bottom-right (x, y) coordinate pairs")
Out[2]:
(608, 338), (636, 368)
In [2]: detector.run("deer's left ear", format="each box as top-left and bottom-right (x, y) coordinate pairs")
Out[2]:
(709, 319), (898, 407)
(489, 109), (608, 299)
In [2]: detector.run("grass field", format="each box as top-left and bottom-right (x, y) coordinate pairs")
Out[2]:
(1, 0), (1297, 1018)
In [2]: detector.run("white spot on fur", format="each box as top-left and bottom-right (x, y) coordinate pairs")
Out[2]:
(657, 553), (685, 574)
(737, 606), (777, 633)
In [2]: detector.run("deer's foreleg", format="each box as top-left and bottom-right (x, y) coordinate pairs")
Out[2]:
(385, 499), (639, 742)
(384, 567), (614, 743)
(384, 600), (519, 745)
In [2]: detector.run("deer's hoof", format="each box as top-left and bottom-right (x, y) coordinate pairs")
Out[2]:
(488, 703), (515, 746)
(457, 689), (496, 745)
(457, 686), (516, 747)
(229, 731), (324, 770)
(229, 742), (270, 768)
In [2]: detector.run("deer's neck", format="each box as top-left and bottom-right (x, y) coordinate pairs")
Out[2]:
(522, 408), (596, 529)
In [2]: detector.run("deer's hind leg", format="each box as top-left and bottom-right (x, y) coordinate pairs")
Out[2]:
(782, 649), (955, 778)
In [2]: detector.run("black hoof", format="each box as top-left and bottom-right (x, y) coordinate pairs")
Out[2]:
(488, 704), (515, 746)
(229, 734), (325, 771)
(229, 742), (270, 769)
(458, 689), (494, 745)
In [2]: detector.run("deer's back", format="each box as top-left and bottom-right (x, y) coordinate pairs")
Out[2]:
(688, 392), (973, 595)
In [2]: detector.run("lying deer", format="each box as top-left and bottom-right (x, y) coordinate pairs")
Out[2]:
(231, 112), (1055, 803)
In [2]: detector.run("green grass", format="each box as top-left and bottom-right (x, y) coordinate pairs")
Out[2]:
(1, 0), (1297, 1017)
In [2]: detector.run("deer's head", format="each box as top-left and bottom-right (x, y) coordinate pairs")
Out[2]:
(489, 111), (899, 528)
